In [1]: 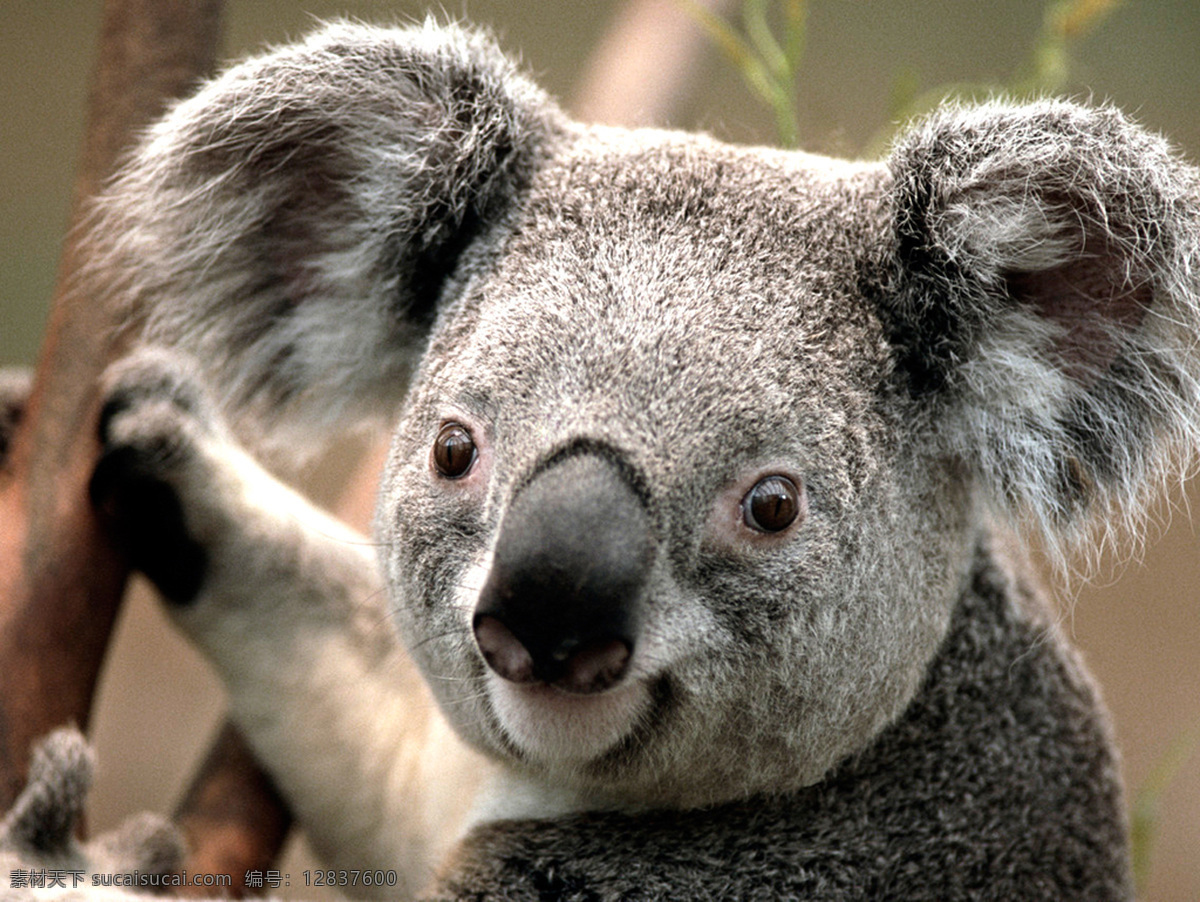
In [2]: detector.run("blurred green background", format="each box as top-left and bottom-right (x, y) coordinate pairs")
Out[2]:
(3, 2), (1198, 899)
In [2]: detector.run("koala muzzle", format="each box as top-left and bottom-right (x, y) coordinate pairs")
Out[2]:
(474, 452), (654, 694)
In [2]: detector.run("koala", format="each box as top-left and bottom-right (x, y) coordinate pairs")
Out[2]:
(0, 728), (184, 900)
(68, 18), (1200, 900)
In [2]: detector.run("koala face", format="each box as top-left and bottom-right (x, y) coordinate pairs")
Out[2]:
(377, 130), (975, 804)
(97, 22), (1200, 813)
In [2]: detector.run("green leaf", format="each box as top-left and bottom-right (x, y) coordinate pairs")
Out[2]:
(782, 0), (808, 71)
(676, 0), (804, 147)
(745, 0), (790, 82)
(677, 0), (778, 108)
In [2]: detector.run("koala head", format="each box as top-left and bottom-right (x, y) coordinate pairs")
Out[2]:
(95, 23), (1200, 807)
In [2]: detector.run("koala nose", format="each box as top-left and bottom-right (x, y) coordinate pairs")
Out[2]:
(474, 452), (654, 695)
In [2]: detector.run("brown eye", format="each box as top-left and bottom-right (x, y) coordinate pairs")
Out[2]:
(743, 475), (803, 533)
(433, 423), (476, 479)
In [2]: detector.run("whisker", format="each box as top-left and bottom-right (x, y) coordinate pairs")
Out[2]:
(434, 688), (493, 708)
(409, 629), (469, 651)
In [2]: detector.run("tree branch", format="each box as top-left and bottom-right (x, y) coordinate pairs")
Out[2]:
(174, 724), (293, 898)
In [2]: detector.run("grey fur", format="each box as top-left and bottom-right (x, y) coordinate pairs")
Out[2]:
(90, 20), (559, 456)
(55, 18), (1200, 900)
(0, 728), (184, 899)
(886, 101), (1200, 564)
(436, 538), (1129, 900)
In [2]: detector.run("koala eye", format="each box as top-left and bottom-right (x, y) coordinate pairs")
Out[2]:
(433, 422), (477, 479)
(742, 475), (803, 533)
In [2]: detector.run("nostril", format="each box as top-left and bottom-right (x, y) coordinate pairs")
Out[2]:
(474, 614), (535, 684)
(474, 610), (634, 694)
(558, 637), (632, 695)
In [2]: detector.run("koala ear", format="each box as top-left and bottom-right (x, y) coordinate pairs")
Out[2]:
(885, 100), (1200, 549)
(93, 21), (558, 453)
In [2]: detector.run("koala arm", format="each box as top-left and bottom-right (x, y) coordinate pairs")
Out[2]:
(430, 537), (1129, 901)
(90, 351), (492, 897)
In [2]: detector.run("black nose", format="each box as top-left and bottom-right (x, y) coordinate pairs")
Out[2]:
(474, 452), (654, 694)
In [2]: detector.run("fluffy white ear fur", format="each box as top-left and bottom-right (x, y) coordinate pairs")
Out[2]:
(86, 20), (557, 458)
(887, 100), (1200, 564)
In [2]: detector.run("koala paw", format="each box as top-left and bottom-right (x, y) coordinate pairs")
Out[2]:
(0, 727), (186, 892)
(90, 350), (219, 605)
(0, 726), (92, 856)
